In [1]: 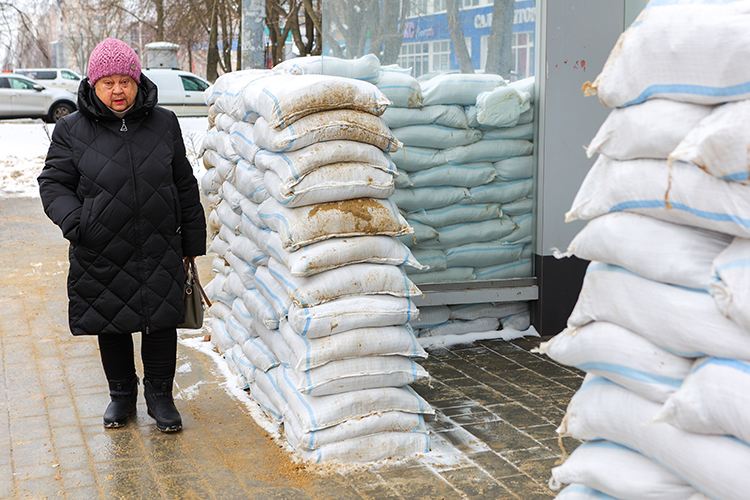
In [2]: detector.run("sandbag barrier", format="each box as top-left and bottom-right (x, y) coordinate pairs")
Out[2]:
(538, 2), (750, 499)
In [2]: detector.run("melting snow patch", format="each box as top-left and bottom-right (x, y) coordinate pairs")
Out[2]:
(419, 326), (540, 350)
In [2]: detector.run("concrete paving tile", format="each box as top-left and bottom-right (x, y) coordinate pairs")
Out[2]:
(462, 420), (542, 452)
(515, 456), (562, 485)
(539, 436), (582, 456)
(7, 399), (47, 419)
(56, 445), (90, 470)
(455, 384), (511, 406)
(247, 486), (312, 499)
(439, 466), (516, 499)
(467, 450), (521, 479)
(60, 467), (98, 489)
(153, 458), (201, 476)
(62, 486), (104, 500)
(435, 425), (491, 453)
(379, 464), (464, 500)
(15, 477), (66, 500)
(302, 475), (369, 500)
(0, 464), (13, 497)
(420, 361), (468, 381)
(93, 457), (147, 474)
(497, 474), (555, 499)
(424, 412), (459, 433)
(12, 462), (59, 481)
(553, 376), (585, 391)
(45, 393), (74, 409)
(517, 424), (560, 442)
(10, 438), (55, 468)
(97, 468), (162, 499)
(485, 402), (550, 429)
(86, 431), (146, 463)
(51, 425), (85, 449)
(500, 446), (560, 465)
(478, 339), (527, 354)
(158, 473), (214, 500)
(353, 483), (403, 500)
(425, 347), (462, 361)
(498, 369), (573, 398)
(441, 405), (503, 426)
(429, 396), (483, 410)
(9, 414), (51, 442)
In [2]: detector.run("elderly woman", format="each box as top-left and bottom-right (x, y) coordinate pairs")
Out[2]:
(38, 38), (206, 432)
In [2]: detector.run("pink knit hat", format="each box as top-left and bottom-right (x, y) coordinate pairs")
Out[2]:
(87, 38), (141, 86)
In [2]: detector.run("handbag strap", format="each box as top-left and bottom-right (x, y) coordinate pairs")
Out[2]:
(185, 259), (212, 308)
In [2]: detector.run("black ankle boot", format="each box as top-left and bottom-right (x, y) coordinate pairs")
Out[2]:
(144, 379), (182, 432)
(103, 377), (138, 428)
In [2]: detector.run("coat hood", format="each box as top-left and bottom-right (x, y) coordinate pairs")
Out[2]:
(77, 73), (159, 121)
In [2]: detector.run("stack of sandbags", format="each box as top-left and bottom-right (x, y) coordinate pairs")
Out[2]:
(537, 2), (750, 499)
(200, 68), (436, 463)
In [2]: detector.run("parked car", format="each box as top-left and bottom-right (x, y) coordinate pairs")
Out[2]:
(142, 68), (210, 117)
(13, 68), (82, 92)
(0, 74), (77, 122)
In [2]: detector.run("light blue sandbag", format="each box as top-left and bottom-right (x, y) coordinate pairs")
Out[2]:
(494, 156), (534, 180)
(407, 203), (502, 228)
(390, 146), (447, 172)
(375, 70), (423, 108)
(382, 105), (468, 129)
(444, 139), (533, 164)
(445, 241), (525, 268)
(502, 197), (533, 216)
(392, 124), (482, 149)
(465, 178), (534, 205)
(410, 163), (498, 188)
(417, 217), (517, 250)
(391, 186), (471, 212)
(398, 221), (438, 248)
(406, 249), (447, 274)
(475, 258), (533, 280)
(408, 267), (475, 284)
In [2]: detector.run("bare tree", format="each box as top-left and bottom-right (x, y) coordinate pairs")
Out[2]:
(446, 0), (473, 73)
(484, 0), (513, 78)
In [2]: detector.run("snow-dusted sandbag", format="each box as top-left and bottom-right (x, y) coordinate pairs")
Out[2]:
(287, 295), (419, 338)
(265, 232), (425, 277)
(566, 156), (750, 239)
(286, 355), (429, 396)
(408, 305), (451, 329)
(670, 100), (750, 183)
(259, 197), (412, 251)
(559, 212), (731, 290)
(279, 320), (426, 373)
(275, 54), (381, 82)
(587, 99), (712, 160)
(242, 287), (279, 330)
(409, 267), (475, 284)
(253, 265), (291, 319)
(267, 259), (421, 308)
(466, 178), (534, 205)
(391, 125), (482, 149)
(229, 121), (259, 162)
(409, 163), (498, 188)
(381, 105), (467, 129)
(421, 73), (506, 106)
(391, 186), (471, 212)
(583, 1), (750, 107)
(445, 241), (525, 268)
(390, 146), (447, 172)
(476, 86), (531, 128)
(297, 431), (429, 464)
(253, 112), (402, 153)
(560, 375), (750, 500)
(242, 337), (279, 372)
(481, 123), (534, 141)
(375, 70), (423, 108)
(263, 163), (394, 208)
(494, 156), (534, 180)
(568, 262), (750, 360)
(241, 73), (390, 130)
(655, 358), (750, 445)
(536, 321), (691, 403)
(550, 440), (706, 500)
(443, 139), (533, 164)
(474, 259), (532, 280)
(407, 204), (502, 228)
(275, 365), (433, 432)
(418, 317), (500, 338)
(709, 237), (750, 331)
(285, 409), (425, 452)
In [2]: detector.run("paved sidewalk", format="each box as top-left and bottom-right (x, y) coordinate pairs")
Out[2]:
(0, 197), (582, 499)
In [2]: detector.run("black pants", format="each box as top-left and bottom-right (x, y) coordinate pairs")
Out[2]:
(98, 328), (177, 381)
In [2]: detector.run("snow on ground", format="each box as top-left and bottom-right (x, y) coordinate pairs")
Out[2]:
(0, 117), (209, 198)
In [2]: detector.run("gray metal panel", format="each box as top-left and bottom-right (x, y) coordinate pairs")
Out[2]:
(534, 0), (625, 256)
(412, 279), (538, 307)
(625, 0), (649, 28)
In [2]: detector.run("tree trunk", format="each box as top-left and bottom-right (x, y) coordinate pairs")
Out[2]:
(207, 0), (221, 81)
(155, 0), (165, 40)
(446, 0), (473, 73)
(484, 0), (514, 78)
(379, 0), (409, 65)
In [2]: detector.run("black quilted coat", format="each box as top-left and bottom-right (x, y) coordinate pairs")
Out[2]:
(38, 75), (206, 336)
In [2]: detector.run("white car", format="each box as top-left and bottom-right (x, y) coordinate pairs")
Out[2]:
(0, 74), (77, 122)
(13, 68), (83, 92)
(142, 68), (211, 117)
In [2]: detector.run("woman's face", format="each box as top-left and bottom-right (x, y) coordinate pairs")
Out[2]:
(94, 74), (137, 112)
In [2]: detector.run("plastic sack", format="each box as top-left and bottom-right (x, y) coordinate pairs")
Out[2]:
(390, 146), (448, 172)
(443, 139), (533, 164)
(475, 86), (531, 128)
(418, 317), (500, 338)
(274, 54), (381, 82)
(375, 70), (423, 108)
(421, 73), (506, 106)
(466, 178), (534, 205)
(228, 121), (259, 163)
(474, 259), (532, 280)
(253, 265), (291, 319)
(409, 163), (498, 188)
(391, 186), (471, 212)
(407, 204), (502, 228)
(381, 104), (467, 129)
(296, 431), (430, 464)
(409, 267), (475, 284)
(709, 237), (750, 331)
(406, 249), (446, 274)
(408, 305), (451, 329)
(242, 337), (279, 372)
(391, 125), (482, 149)
(449, 301), (529, 321)
(494, 156), (534, 180)
(445, 241), (525, 268)
(242, 287), (279, 330)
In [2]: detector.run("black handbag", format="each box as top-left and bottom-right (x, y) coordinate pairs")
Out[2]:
(178, 259), (211, 329)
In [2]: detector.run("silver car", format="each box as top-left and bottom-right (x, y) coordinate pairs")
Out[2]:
(0, 74), (77, 123)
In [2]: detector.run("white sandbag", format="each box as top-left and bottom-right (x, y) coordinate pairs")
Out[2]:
(205, 69), (273, 119)
(279, 320), (426, 373)
(381, 105), (467, 129)
(566, 156), (750, 239)
(253, 367), (287, 419)
(500, 310), (530, 331)
(275, 365), (433, 432)
(258, 197), (412, 251)
(200, 166), (222, 196)
(550, 440), (705, 500)
(518, 104), (534, 125)
(228, 234), (269, 268)
(449, 301), (529, 321)
(406, 249), (446, 274)
(275, 54), (381, 82)
(409, 267), (475, 284)
(234, 161), (268, 203)
(229, 121), (259, 162)
(224, 346), (250, 389)
(445, 241), (525, 268)
(297, 431), (429, 464)
(421, 73), (506, 106)
(224, 252), (256, 289)
(215, 130), (242, 162)
(204, 273), (234, 305)
(476, 86), (531, 128)
(586, 99), (713, 160)
(211, 255), (231, 276)
(418, 218), (517, 251)
(390, 146), (447, 172)
(474, 259), (532, 280)
(391, 187), (471, 212)
(230, 295), (255, 334)
(263, 163), (394, 208)
(508, 76), (535, 102)
(286, 355), (428, 396)
(249, 378), (284, 421)
(709, 237), (750, 331)
(375, 70), (423, 108)
(242, 287), (279, 330)
(409, 305), (451, 329)
(568, 262), (750, 360)
(241, 73), (389, 130)
(481, 123), (534, 141)
(208, 301), (232, 323)
(394, 171), (413, 189)
(654, 358), (750, 445)
(504, 214), (532, 243)
(554, 485), (619, 500)
(536, 321), (691, 403)
(502, 197), (533, 215)
(560, 375), (750, 500)
(217, 225), (238, 249)
(583, 1), (750, 107)
(407, 204), (502, 228)
(242, 337), (279, 372)
(494, 156), (534, 180)
(418, 317), (500, 338)
(265, 232), (425, 277)
(253, 265), (291, 319)
(215, 199), (241, 232)
(202, 149), (235, 181)
(670, 100), (750, 183)
(267, 258), (421, 308)
(559, 212), (731, 290)
(391, 125), (482, 149)
(207, 234), (229, 256)
(225, 314), (252, 344)
(239, 206), (267, 236)
(409, 163), (498, 188)
(255, 140), (396, 186)
(229, 344), (255, 384)
(443, 139), (533, 164)
(209, 317), (237, 352)
(253, 321), (293, 366)
(466, 178), (534, 205)
(253, 112), (401, 153)
(285, 409), (425, 452)
(398, 221), (438, 248)
(220, 180), (246, 213)
(287, 295), (419, 338)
